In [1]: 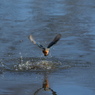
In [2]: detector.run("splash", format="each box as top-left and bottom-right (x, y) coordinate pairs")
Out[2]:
(14, 60), (62, 71)
(0, 55), (63, 72)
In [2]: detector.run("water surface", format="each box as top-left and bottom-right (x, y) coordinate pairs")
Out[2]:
(0, 0), (95, 95)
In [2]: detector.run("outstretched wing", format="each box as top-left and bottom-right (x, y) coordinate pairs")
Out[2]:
(36, 43), (45, 49)
(29, 35), (36, 44)
(47, 34), (61, 48)
(28, 35), (45, 49)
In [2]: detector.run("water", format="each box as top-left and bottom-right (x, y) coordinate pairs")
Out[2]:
(0, 0), (95, 95)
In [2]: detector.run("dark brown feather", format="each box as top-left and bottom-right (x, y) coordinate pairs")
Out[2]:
(47, 34), (61, 48)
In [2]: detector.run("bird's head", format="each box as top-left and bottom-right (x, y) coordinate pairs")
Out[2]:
(42, 48), (50, 56)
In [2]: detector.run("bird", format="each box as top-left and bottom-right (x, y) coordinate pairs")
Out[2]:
(28, 34), (61, 56)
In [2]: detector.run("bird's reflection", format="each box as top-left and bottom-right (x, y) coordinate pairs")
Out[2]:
(34, 72), (57, 95)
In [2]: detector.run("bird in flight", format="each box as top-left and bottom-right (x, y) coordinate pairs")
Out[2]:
(28, 34), (61, 56)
